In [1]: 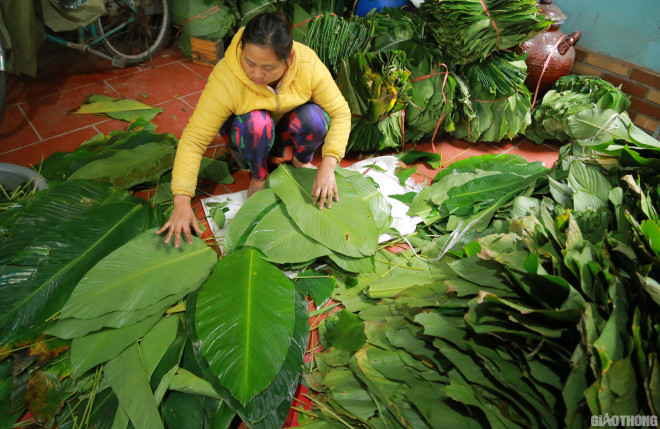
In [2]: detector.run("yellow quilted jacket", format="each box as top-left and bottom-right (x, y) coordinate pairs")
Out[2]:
(171, 27), (351, 197)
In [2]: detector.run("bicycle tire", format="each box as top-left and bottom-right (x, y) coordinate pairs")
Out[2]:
(95, 0), (171, 63)
(0, 32), (6, 125)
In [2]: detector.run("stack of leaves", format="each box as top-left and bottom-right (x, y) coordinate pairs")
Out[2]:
(363, 8), (426, 53)
(452, 51), (533, 143)
(297, 146), (660, 428)
(302, 13), (372, 77)
(224, 164), (391, 272)
(37, 121), (232, 191)
(73, 94), (163, 122)
(239, 0), (287, 24)
(286, 0), (337, 42)
(401, 40), (459, 143)
(419, 0), (551, 64)
(526, 75), (660, 156)
(408, 153), (548, 231)
(0, 180), (151, 344)
(171, 0), (240, 57)
(337, 50), (413, 153)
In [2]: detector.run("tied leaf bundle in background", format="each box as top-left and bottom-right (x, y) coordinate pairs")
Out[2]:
(419, 0), (551, 64)
(452, 51), (533, 143)
(337, 50), (414, 153)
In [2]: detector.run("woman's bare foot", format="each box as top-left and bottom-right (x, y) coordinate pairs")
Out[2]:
(247, 177), (267, 198)
(292, 156), (317, 169)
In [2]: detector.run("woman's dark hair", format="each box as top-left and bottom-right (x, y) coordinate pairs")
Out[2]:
(242, 12), (293, 62)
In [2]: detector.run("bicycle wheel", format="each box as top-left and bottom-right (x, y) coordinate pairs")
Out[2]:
(0, 33), (5, 125)
(96, 0), (171, 63)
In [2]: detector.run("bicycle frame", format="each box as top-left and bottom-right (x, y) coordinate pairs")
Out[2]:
(45, 0), (140, 67)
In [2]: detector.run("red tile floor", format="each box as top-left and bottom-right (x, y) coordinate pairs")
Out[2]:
(0, 38), (561, 195)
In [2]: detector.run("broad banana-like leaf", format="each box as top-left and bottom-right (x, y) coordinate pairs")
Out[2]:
(199, 157), (234, 184)
(57, 229), (216, 320)
(245, 204), (330, 263)
(328, 253), (375, 274)
(105, 343), (164, 429)
(224, 189), (279, 254)
(269, 165), (378, 258)
(194, 247), (296, 405)
(335, 168), (392, 234)
(70, 141), (175, 189)
(0, 180), (133, 264)
(187, 291), (309, 426)
(0, 201), (149, 344)
(71, 312), (161, 378)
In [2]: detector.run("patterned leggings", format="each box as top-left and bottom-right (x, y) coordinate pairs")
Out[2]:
(220, 103), (331, 180)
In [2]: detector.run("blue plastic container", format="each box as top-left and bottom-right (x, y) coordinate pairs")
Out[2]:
(353, 0), (410, 16)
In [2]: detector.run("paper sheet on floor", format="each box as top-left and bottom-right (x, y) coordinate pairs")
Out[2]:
(201, 155), (424, 253)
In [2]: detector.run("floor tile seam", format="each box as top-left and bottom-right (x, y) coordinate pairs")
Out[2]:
(179, 96), (199, 111)
(179, 61), (208, 81)
(0, 123), (99, 157)
(104, 80), (123, 98)
(16, 104), (43, 142)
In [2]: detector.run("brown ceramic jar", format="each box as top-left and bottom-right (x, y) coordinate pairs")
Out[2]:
(520, 0), (582, 93)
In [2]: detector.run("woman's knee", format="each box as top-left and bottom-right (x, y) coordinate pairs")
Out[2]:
(296, 103), (330, 136)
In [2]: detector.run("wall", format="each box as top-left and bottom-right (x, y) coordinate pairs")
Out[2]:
(554, 0), (660, 73)
(549, 0), (660, 137)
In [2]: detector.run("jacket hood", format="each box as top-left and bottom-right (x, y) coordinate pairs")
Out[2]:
(224, 26), (300, 96)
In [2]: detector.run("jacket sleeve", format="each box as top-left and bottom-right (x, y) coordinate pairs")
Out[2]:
(309, 55), (351, 162)
(171, 65), (234, 197)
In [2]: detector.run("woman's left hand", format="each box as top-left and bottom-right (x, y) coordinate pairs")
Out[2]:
(312, 156), (339, 209)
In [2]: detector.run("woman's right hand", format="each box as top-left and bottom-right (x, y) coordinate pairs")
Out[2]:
(156, 194), (203, 248)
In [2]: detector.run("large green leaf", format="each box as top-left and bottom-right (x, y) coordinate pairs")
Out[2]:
(0, 201), (149, 344)
(567, 161), (610, 206)
(335, 168), (392, 234)
(194, 247), (296, 405)
(187, 290), (309, 426)
(70, 141), (175, 189)
(268, 165), (378, 258)
(245, 204), (330, 263)
(224, 189), (279, 254)
(56, 229), (217, 320)
(105, 343), (164, 429)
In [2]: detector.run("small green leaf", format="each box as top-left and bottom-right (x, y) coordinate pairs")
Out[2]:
(320, 310), (366, 352)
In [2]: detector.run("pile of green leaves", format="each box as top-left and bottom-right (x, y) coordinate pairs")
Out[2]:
(452, 51), (533, 142)
(419, 0), (551, 64)
(337, 50), (413, 153)
(526, 75), (631, 144)
(37, 121), (232, 192)
(286, 0), (337, 42)
(402, 40), (460, 143)
(302, 14), (372, 77)
(224, 164), (391, 272)
(296, 144), (660, 428)
(362, 8), (426, 53)
(408, 153), (548, 231)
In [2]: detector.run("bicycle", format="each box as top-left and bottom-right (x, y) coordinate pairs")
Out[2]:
(0, 0), (171, 123)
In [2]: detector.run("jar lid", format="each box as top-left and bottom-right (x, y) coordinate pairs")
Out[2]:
(539, 0), (567, 25)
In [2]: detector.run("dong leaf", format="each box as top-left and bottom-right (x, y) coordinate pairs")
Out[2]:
(224, 189), (279, 254)
(194, 247), (296, 405)
(0, 198), (149, 344)
(268, 165), (378, 258)
(70, 141), (175, 189)
(57, 229), (217, 320)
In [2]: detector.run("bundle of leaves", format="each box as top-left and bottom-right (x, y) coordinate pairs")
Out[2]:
(224, 164), (392, 272)
(286, 0), (338, 42)
(239, 0), (287, 24)
(452, 51), (533, 143)
(401, 40), (459, 143)
(526, 76), (660, 159)
(337, 50), (414, 153)
(296, 146), (660, 428)
(171, 0), (240, 57)
(302, 13), (372, 77)
(362, 7), (426, 53)
(37, 120), (232, 191)
(419, 0), (551, 64)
